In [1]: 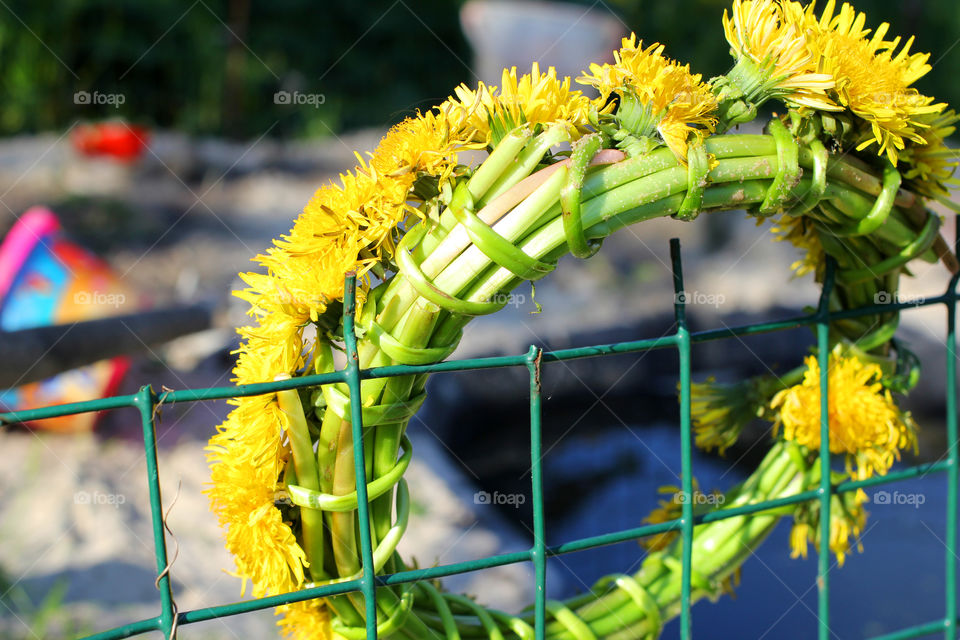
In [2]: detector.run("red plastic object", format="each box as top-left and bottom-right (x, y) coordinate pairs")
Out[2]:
(71, 122), (150, 162)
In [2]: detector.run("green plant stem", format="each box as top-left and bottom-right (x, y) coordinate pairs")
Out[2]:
(380, 134), (930, 357)
(431, 166), (569, 295)
(371, 302), (442, 542)
(552, 442), (805, 639)
(304, 126), (543, 633)
(275, 381), (327, 581)
(411, 442), (807, 640)
(329, 416), (362, 589)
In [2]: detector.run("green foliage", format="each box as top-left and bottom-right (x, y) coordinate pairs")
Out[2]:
(0, 0), (469, 138)
(0, 1), (956, 139)
(0, 571), (90, 639)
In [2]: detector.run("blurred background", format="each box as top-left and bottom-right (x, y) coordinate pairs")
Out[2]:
(0, 1), (958, 639)
(1, 0), (958, 139)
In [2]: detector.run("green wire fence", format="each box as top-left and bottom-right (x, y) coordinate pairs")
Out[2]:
(2, 234), (959, 640)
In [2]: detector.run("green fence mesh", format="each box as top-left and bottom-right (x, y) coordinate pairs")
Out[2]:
(2, 235), (958, 640)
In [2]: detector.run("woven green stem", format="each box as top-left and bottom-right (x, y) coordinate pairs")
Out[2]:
(275, 381), (327, 581)
(410, 443), (804, 640)
(483, 124), (571, 205)
(562, 133), (606, 256)
(376, 133), (926, 356)
(548, 443), (805, 639)
(467, 128), (533, 203)
(306, 134), (547, 631)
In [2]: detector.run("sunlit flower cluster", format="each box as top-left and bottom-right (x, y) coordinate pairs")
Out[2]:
(208, 108), (473, 637)
(771, 350), (918, 481)
(206, 314), (309, 600)
(810, 0), (945, 165)
(722, 0), (837, 110)
(579, 36), (718, 161)
(440, 63), (594, 145)
(788, 489), (867, 567)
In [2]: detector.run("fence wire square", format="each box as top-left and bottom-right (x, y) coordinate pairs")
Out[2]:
(2, 236), (957, 640)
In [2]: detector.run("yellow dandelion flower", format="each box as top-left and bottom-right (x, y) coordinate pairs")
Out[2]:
(789, 490), (867, 566)
(207, 425), (305, 597)
(439, 62), (593, 145)
(210, 96), (476, 626)
(578, 36), (718, 161)
(642, 480), (722, 551)
(253, 161), (415, 321)
(901, 109), (960, 198)
(722, 0), (838, 111)
(369, 110), (467, 191)
(690, 376), (779, 454)
(813, 0), (945, 164)
(207, 309), (311, 601)
(828, 491), (867, 567)
(691, 378), (739, 454)
(769, 213), (824, 278)
(232, 311), (307, 388)
(770, 349), (918, 480)
(277, 599), (331, 640)
(789, 520), (813, 560)
(237, 111), (466, 329)
(642, 485), (685, 551)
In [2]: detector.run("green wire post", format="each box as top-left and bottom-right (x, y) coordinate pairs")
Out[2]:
(944, 221), (960, 640)
(816, 258), (837, 639)
(343, 274), (380, 638)
(135, 385), (177, 639)
(671, 238), (695, 640)
(526, 345), (547, 639)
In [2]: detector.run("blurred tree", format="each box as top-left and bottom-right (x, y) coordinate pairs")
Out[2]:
(0, 0), (469, 138)
(0, 1), (955, 139)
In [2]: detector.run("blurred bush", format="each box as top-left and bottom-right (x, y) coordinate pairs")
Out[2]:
(0, 0), (956, 139)
(0, 0), (469, 138)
